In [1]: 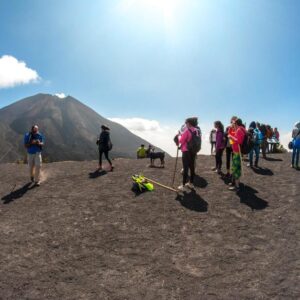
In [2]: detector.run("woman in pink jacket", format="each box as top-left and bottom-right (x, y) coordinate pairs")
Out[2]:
(227, 118), (246, 191)
(176, 118), (199, 192)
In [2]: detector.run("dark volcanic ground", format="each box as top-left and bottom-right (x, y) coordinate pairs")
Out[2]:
(0, 153), (299, 299)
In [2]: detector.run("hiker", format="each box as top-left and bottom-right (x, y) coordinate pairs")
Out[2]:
(137, 144), (147, 159)
(225, 116), (238, 178)
(24, 125), (45, 186)
(174, 117), (200, 191)
(227, 118), (246, 191)
(271, 127), (280, 152)
(247, 121), (262, 168)
(291, 121), (300, 169)
(259, 123), (268, 159)
(212, 121), (225, 174)
(266, 125), (273, 153)
(97, 125), (113, 171)
(209, 129), (217, 155)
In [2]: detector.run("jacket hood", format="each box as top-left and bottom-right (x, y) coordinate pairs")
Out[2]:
(294, 122), (300, 129)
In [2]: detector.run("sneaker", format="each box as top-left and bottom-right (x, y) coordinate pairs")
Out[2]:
(185, 182), (195, 190)
(35, 181), (41, 186)
(228, 182), (234, 186)
(178, 185), (187, 192)
(228, 185), (239, 192)
(290, 164), (295, 168)
(211, 167), (217, 171)
(247, 163), (253, 168)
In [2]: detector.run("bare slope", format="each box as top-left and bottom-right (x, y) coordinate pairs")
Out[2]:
(0, 153), (299, 299)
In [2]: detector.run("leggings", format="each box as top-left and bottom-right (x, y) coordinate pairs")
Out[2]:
(215, 148), (224, 170)
(226, 147), (232, 171)
(182, 151), (196, 185)
(99, 150), (112, 166)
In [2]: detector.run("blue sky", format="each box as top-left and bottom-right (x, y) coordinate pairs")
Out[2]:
(0, 0), (299, 154)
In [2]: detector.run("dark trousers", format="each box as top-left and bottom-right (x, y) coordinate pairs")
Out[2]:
(215, 148), (224, 170)
(99, 150), (112, 166)
(182, 151), (196, 185)
(261, 139), (268, 158)
(226, 147), (232, 172)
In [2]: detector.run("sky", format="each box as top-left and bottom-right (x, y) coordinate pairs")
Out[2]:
(0, 0), (299, 155)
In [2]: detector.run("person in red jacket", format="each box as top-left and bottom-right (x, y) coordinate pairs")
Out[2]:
(227, 118), (246, 191)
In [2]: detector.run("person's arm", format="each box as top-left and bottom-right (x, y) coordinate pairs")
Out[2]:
(179, 129), (190, 145)
(24, 134), (30, 148)
(38, 134), (45, 146)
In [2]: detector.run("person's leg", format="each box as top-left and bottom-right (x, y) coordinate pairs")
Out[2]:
(226, 147), (231, 174)
(215, 150), (219, 169)
(254, 145), (260, 167)
(28, 154), (35, 181)
(99, 150), (103, 169)
(230, 153), (241, 190)
(248, 148), (254, 166)
(219, 148), (224, 171)
(181, 152), (190, 185)
(211, 143), (213, 155)
(34, 153), (42, 184)
(189, 153), (196, 184)
(215, 149), (221, 170)
(262, 140), (267, 158)
(296, 148), (300, 167)
(104, 151), (113, 170)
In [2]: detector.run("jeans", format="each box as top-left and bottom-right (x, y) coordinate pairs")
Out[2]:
(292, 146), (300, 167)
(182, 151), (196, 185)
(249, 145), (260, 166)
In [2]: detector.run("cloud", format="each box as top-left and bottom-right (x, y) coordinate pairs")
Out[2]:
(0, 55), (40, 88)
(54, 93), (66, 99)
(109, 117), (213, 156)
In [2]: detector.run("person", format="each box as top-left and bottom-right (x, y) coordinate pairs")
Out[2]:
(271, 127), (280, 152)
(175, 117), (199, 191)
(259, 123), (268, 159)
(209, 129), (217, 155)
(247, 121), (261, 168)
(227, 118), (246, 191)
(225, 116), (238, 178)
(212, 121), (225, 174)
(24, 125), (45, 186)
(266, 125), (273, 153)
(137, 144), (146, 159)
(291, 121), (300, 169)
(97, 125), (113, 171)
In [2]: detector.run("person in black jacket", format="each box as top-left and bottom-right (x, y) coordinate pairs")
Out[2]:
(97, 125), (113, 171)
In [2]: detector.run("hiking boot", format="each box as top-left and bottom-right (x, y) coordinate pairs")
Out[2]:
(185, 182), (195, 190)
(178, 185), (187, 192)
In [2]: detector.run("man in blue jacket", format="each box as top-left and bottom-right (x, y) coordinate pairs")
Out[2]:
(24, 125), (45, 186)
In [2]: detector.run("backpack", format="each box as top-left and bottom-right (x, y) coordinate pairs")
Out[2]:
(253, 129), (263, 145)
(240, 130), (255, 154)
(187, 129), (201, 154)
(131, 175), (154, 194)
(107, 139), (113, 151)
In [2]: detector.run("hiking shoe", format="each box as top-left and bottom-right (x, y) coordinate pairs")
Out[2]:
(211, 167), (217, 171)
(247, 163), (253, 168)
(35, 181), (41, 186)
(178, 185), (187, 192)
(228, 185), (239, 191)
(185, 182), (195, 190)
(290, 164), (295, 168)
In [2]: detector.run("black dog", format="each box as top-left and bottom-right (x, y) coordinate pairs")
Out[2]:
(146, 146), (165, 167)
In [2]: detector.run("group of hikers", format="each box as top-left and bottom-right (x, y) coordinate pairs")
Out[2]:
(210, 123), (280, 156)
(23, 119), (300, 189)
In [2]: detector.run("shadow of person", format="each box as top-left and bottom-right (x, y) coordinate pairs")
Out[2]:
(237, 184), (268, 210)
(175, 190), (208, 212)
(1, 183), (37, 204)
(89, 170), (107, 179)
(252, 167), (274, 176)
(193, 175), (208, 188)
(264, 157), (283, 162)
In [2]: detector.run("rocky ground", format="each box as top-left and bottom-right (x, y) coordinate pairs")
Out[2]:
(0, 153), (299, 299)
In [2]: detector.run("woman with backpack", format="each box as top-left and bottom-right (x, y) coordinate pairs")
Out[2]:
(212, 121), (226, 174)
(291, 121), (300, 169)
(225, 116), (238, 178)
(247, 121), (261, 168)
(227, 118), (246, 191)
(175, 118), (200, 192)
(97, 125), (113, 171)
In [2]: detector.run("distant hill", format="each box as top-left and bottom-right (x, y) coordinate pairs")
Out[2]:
(0, 93), (167, 162)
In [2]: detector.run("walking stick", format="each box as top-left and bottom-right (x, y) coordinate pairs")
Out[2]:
(171, 147), (179, 188)
(143, 176), (178, 193)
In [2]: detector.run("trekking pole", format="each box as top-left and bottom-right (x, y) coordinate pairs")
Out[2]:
(0, 147), (12, 163)
(238, 145), (244, 177)
(143, 176), (178, 193)
(171, 147), (179, 187)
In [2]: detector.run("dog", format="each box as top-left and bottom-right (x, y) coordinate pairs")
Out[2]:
(146, 146), (165, 167)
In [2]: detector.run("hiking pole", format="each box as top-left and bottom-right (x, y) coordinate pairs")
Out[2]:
(0, 147), (12, 163)
(171, 147), (179, 187)
(143, 176), (178, 193)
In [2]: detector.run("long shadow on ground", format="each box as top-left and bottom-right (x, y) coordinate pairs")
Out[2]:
(251, 167), (274, 176)
(264, 157), (283, 162)
(237, 184), (268, 210)
(176, 190), (208, 212)
(89, 170), (107, 179)
(1, 183), (37, 204)
(193, 175), (208, 188)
